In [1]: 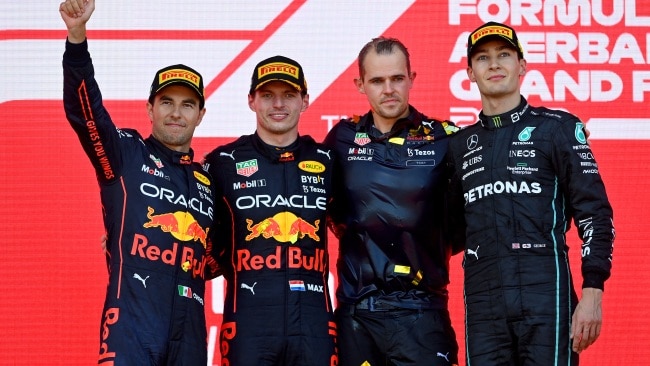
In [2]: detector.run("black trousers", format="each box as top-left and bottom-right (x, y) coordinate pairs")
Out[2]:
(336, 301), (458, 366)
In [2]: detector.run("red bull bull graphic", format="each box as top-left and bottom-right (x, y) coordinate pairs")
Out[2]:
(179, 155), (191, 165)
(245, 212), (320, 243)
(279, 151), (294, 162)
(289, 218), (320, 242)
(185, 220), (209, 247)
(245, 217), (281, 241)
(143, 206), (209, 247)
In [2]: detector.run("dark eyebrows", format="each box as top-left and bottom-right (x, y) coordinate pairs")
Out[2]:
(256, 86), (300, 95)
(158, 95), (198, 105)
(182, 97), (199, 105)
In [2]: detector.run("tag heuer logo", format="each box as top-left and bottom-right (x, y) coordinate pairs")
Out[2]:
(354, 132), (371, 146)
(236, 159), (259, 177)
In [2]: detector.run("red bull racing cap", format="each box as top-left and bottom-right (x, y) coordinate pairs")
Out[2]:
(249, 55), (308, 95)
(467, 21), (524, 65)
(149, 64), (205, 108)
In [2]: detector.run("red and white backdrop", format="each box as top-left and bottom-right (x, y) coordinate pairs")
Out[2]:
(1, 1), (648, 365)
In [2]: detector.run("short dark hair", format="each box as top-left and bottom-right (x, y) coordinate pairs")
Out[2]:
(357, 37), (411, 79)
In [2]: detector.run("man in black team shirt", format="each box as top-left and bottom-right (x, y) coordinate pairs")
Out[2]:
(324, 37), (461, 366)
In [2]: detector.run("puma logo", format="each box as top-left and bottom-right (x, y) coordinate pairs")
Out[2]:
(317, 149), (331, 160)
(220, 150), (235, 160)
(422, 120), (435, 130)
(436, 351), (450, 362)
(467, 245), (480, 260)
(241, 282), (257, 295)
(133, 273), (150, 288)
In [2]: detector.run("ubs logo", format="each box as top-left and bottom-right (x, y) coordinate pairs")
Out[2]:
(462, 155), (482, 170)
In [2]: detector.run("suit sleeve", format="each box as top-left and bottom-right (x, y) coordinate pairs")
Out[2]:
(552, 117), (614, 290)
(203, 150), (232, 271)
(322, 124), (347, 232)
(444, 146), (467, 256)
(62, 39), (122, 183)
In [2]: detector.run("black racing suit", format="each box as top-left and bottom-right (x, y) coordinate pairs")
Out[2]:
(204, 133), (338, 366)
(63, 40), (219, 366)
(446, 97), (615, 365)
(324, 106), (461, 366)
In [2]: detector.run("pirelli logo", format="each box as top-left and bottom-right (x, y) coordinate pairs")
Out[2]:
(159, 69), (201, 88)
(258, 62), (299, 78)
(471, 25), (514, 45)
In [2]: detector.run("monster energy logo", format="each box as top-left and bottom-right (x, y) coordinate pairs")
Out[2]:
(492, 116), (502, 127)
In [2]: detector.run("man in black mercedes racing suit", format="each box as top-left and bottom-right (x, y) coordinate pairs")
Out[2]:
(445, 21), (615, 365)
(324, 37), (461, 366)
(60, 1), (219, 364)
(204, 55), (338, 366)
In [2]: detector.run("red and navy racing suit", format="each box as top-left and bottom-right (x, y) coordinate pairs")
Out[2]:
(323, 106), (461, 365)
(446, 97), (615, 365)
(204, 133), (338, 366)
(63, 40), (219, 365)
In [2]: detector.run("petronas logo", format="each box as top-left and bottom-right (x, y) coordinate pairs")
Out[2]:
(518, 127), (536, 141)
(575, 123), (587, 144)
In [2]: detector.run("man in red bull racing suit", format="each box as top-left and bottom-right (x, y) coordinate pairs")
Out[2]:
(60, 1), (219, 364)
(203, 55), (338, 365)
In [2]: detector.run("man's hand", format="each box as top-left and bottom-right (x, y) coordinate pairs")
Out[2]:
(100, 234), (107, 254)
(59, 0), (95, 43)
(570, 287), (603, 353)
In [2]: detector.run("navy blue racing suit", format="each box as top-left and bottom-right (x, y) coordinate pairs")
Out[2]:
(63, 39), (219, 365)
(204, 133), (338, 366)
